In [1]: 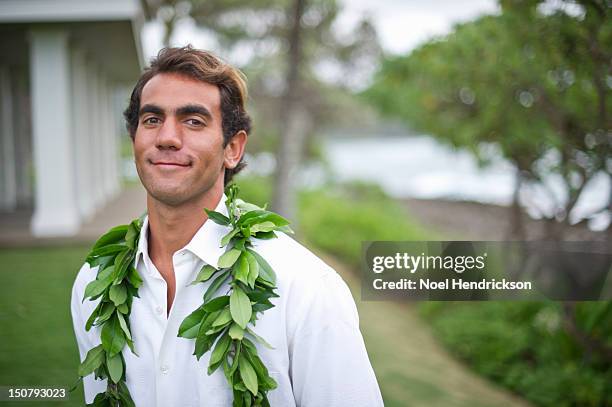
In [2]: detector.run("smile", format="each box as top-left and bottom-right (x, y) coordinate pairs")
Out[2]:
(151, 161), (191, 168)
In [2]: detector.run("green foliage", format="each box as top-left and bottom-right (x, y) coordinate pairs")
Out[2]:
(298, 185), (430, 267)
(177, 184), (286, 406)
(365, 1), (610, 224)
(420, 301), (612, 406)
(80, 220), (143, 406)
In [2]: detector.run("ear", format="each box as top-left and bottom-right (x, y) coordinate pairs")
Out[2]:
(223, 130), (248, 169)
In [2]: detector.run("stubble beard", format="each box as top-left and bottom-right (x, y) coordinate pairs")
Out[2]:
(135, 159), (219, 208)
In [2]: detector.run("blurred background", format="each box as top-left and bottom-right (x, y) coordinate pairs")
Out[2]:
(0, 0), (610, 406)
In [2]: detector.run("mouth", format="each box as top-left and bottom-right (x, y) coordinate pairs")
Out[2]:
(150, 159), (192, 168)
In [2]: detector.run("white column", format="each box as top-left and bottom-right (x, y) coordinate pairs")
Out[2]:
(100, 75), (114, 197)
(87, 61), (104, 210)
(13, 67), (34, 207)
(108, 85), (121, 198)
(30, 28), (80, 237)
(0, 65), (17, 211)
(71, 47), (95, 220)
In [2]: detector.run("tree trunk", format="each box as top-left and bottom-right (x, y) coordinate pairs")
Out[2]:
(272, 0), (306, 222)
(508, 166), (525, 240)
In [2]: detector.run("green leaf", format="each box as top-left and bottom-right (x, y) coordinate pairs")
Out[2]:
(234, 253), (250, 286)
(125, 221), (140, 250)
(220, 228), (240, 247)
(106, 353), (123, 383)
(249, 221), (276, 234)
(235, 199), (262, 213)
(127, 267), (143, 288)
(240, 212), (290, 228)
(112, 250), (133, 284)
(85, 301), (103, 331)
(239, 353), (258, 396)
(178, 307), (206, 339)
(199, 310), (222, 337)
(117, 312), (132, 341)
(194, 321), (222, 359)
(229, 342), (242, 377)
(191, 264), (218, 285)
(245, 252), (259, 288)
(205, 208), (231, 225)
(236, 210), (267, 225)
(96, 302), (116, 326)
(117, 380), (136, 407)
(92, 225), (128, 251)
(247, 249), (276, 285)
(83, 278), (111, 301)
(212, 308), (233, 327)
(253, 231), (276, 240)
(203, 295), (230, 312)
(117, 303), (128, 314)
(205, 324), (229, 335)
(97, 265), (115, 281)
(209, 334), (231, 370)
(246, 327), (274, 350)
(89, 255), (114, 268)
(229, 323), (244, 340)
(218, 248), (241, 268)
(230, 287), (252, 329)
(78, 345), (105, 377)
(89, 244), (127, 258)
(252, 301), (275, 314)
(101, 315), (126, 357)
(109, 284), (127, 306)
(203, 270), (230, 304)
(241, 338), (257, 354)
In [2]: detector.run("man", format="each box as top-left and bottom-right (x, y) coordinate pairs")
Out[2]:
(71, 46), (383, 406)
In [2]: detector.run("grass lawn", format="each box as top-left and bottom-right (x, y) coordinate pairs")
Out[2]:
(0, 246), (90, 407)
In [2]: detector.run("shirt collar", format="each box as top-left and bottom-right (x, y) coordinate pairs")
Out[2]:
(135, 194), (229, 268)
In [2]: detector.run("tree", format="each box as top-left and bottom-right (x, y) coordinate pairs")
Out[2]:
(365, 0), (610, 238)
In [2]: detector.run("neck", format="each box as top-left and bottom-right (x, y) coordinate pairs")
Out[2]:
(147, 184), (224, 260)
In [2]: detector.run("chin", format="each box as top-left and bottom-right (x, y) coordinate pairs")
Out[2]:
(144, 183), (192, 207)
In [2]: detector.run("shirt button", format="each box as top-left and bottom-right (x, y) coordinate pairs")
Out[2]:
(160, 365), (170, 374)
(155, 306), (164, 315)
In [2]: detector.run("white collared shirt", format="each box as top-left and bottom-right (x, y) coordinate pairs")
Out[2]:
(71, 197), (384, 407)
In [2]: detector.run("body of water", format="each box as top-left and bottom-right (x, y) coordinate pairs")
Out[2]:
(323, 135), (610, 230)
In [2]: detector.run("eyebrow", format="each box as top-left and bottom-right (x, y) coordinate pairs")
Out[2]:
(139, 104), (213, 121)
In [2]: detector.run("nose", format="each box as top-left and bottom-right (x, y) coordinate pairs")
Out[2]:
(156, 116), (183, 150)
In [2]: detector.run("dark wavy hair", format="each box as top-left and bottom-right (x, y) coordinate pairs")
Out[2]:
(123, 46), (251, 185)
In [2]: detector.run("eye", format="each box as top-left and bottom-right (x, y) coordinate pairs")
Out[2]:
(185, 118), (205, 127)
(143, 117), (161, 125)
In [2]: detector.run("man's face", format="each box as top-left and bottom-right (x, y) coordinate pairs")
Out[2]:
(133, 73), (227, 207)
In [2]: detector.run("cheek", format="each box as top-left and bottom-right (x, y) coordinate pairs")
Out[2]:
(132, 134), (150, 160)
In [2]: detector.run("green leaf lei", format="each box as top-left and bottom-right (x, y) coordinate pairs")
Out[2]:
(77, 184), (291, 407)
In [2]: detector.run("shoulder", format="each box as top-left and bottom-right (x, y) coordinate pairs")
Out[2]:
(72, 262), (98, 296)
(251, 233), (359, 329)
(71, 261), (100, 316)
(251, 232), (339, 286)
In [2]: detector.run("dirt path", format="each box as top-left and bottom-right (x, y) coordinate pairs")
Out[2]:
(324, 255), (531, 407)
(402, 198), (605, 241)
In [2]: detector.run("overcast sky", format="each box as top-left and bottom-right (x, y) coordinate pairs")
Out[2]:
(337, 0), (499, 54)
(143, 0), (499, 60)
